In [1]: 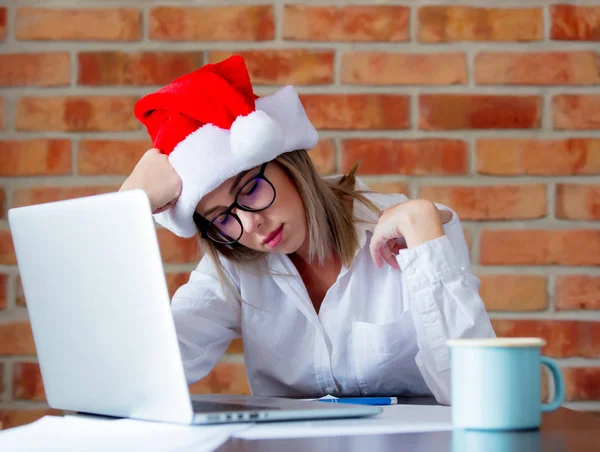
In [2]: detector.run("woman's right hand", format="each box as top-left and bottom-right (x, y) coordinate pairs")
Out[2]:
(119, 148), (182, 214)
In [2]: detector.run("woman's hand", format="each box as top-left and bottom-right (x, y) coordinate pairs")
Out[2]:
(369, 199), (454, 269)
(119, 148), (182, 214)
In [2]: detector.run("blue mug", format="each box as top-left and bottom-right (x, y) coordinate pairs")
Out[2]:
(452, 429), (541, 452)
(447, 337), (565, 430)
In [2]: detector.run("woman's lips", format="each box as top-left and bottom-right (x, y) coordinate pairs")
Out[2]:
(263, 225), (284, 248)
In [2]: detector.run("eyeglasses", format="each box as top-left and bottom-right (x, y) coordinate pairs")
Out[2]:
(195, 162), (276, 245)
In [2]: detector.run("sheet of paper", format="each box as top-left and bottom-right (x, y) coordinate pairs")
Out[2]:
(302, 394), (339, 401)
(235, 404), (452, 439)
(0, 415), (252, 452)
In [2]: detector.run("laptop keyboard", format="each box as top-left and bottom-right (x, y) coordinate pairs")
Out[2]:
(191, 400), (281, 413)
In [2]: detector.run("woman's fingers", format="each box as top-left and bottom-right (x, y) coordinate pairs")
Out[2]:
(370, 203), (452, 269)
(390, 237), (406, 255)
(440, 209), (453, 225)
(369, 224), (387, 268)
(379, 243), (400, 270)
(152, 198), (177, 214)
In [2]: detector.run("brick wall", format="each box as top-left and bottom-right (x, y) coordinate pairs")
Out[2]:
(0, 1), (599, 428)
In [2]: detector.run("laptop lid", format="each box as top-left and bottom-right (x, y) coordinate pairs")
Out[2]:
(9, 190), (195, 424)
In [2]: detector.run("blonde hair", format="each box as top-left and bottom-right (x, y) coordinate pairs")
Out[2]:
(193, 149), (380, 302)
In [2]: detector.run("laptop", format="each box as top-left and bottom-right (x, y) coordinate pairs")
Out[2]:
(8, 189), (382, 425)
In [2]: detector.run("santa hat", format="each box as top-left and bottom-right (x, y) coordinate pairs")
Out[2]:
(134, 55), (319, 238)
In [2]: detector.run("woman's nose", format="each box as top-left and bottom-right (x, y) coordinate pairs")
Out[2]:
(236, 210), (263, 235)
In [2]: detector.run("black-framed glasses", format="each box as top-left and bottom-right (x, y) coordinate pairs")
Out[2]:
(195, 162), (276, 245)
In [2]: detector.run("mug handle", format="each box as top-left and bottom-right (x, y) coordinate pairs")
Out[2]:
(540, 356), (565, 412)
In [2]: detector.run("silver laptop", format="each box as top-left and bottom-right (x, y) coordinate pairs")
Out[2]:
(8, 189), (381, 425)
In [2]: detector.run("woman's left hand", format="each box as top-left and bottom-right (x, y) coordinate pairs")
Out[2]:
(369, 199), (454, 269)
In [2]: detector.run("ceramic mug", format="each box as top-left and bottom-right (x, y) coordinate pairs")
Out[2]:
(447, 337), (565, 430)
(452, 429), (542, 452)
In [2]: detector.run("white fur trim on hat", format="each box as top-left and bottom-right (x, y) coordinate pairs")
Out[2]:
(230, 110), (284, 159)
(255, 85), (318, 152)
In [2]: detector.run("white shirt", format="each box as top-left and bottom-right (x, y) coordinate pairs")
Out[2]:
(171, 188), (495, 405)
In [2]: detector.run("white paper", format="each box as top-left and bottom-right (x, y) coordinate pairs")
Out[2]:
(235, 404), (452, 439)
(302, 394), (339, 401)
(0, 415), (252, 452)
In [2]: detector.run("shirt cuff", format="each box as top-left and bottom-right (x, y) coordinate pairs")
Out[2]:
(395, 234), (464, 292)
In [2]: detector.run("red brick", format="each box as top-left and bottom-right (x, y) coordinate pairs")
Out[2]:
(542, 372), (551, 402)
(0, 187), (5, 219)
(16, 275), (25, 307)
(284, 5), (409, 42)
(419, 95), (541, 130)
(166, 272), (189, 299)
(367, 182), (409, 195)
(475, 51), (600, 85)
(0, 97), (4, 130)
(476, 138), (600, 175)
(342, 52), (466, 85)
(479, 275), (547, 311)
(302, 95), (409, 130)
(0, 363), (3, 393)
(157, 229), (201, 264)
(480, 230), (600, 266)
(418, 6), (543, 42)
(309, 140), (336, 175)
(419, 184), (546, 220)
(0, 274), (6, 309)
(150, 6), (274, 41)
(341, 139), (467, 175)
(0, 322), (36, 355)
(209, 50), (334, 85)
(78, 52), (203, 86)
(0, 409), (63, 429)
(0, 7), (6, 40)
(0, 53), (70, 87)
(227, 339), (243, 354)
(0, 230), (16, 265)
(0, 140), (71, 176)
(551, 5), (600, 41)
(78, 140), (150, 175)
(556, 184), (600, 221)
(564, 368), (600, 401)
(13, 362), (45, 401)
(189, 362), (250, 395)
(553, 95), (600, 130)
(16, 97), (139, 132)
(16, 8), (141, 41)
(491, 319), (600, 358)
(555, 276), (600, 311)
(12, 186), (118, 208)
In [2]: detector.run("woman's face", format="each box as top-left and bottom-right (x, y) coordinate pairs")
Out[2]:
(196, 161), (308, 254)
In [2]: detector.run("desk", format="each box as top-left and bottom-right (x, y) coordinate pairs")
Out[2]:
(216, 406), (600, 452)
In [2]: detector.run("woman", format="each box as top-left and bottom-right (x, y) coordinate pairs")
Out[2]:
(121, 55), (495, 405)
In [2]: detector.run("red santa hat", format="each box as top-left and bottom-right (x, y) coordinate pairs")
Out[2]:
(134, 55), (318, 238)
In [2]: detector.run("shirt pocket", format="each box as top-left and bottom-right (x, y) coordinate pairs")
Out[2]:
(352, 312), (429, 396)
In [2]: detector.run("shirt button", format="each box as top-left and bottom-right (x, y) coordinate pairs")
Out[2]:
(428, 313), (438, 323)
(405, 267), (415, 276)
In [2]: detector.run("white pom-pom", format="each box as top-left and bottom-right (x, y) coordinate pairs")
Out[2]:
(230, 110), (284, 160)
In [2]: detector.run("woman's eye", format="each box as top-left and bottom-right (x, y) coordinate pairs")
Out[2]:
(215, 215), (230, 226)
(241, 179), (259, 196)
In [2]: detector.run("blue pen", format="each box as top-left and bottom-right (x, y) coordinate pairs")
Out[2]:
(318, 397), (398, 406)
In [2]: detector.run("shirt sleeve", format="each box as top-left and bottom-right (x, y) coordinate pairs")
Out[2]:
(395, 204), (496, 405)
(170, 257), (242, 385)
